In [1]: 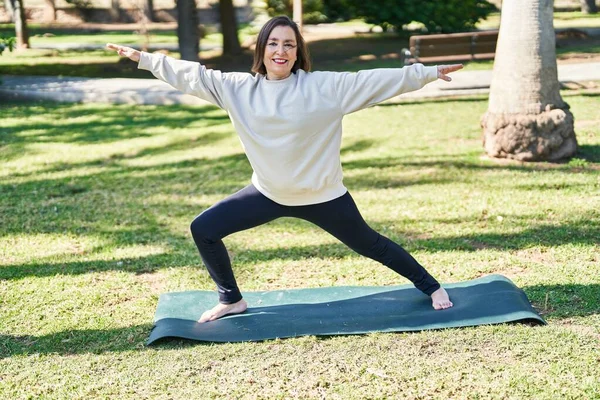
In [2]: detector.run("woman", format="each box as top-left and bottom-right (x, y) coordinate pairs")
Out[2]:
(107, 16), (462, 323)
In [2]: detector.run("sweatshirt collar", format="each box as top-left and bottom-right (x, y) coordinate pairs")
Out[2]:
(262, 71), (296, 83)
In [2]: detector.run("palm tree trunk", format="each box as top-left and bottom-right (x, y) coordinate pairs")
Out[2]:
(10, 0), (29, 49)
(219, 0), (241, 56)
(481, 0), (577, 161)
(176, 0), (200, 62)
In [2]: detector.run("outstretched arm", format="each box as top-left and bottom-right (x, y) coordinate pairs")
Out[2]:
(105, 43), (226, 108)
(334, 63), (465, 114)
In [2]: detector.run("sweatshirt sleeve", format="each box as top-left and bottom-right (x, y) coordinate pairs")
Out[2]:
(138, 51), (226, 109)
(333, 64), (438, 115)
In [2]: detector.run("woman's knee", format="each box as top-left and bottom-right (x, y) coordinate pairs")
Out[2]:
(190, 212), (218, 243)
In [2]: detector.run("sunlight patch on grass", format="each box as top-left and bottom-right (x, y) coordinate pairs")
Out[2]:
(0, 233), (96, 265)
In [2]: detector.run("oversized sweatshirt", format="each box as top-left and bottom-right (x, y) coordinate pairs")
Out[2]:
(138, 52), (438, 206)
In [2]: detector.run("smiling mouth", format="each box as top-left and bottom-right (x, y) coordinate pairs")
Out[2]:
(272, 59), (288, 65)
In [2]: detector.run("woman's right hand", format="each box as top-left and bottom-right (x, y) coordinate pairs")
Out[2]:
(106, 43), (141, 62)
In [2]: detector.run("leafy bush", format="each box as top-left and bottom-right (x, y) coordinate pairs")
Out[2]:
(322, 0), (357, 22)
(349, 0), (497, 33)
(265, 0), (359, 23)
(0, 36), (16, 56)
(265, 0), (328, 24)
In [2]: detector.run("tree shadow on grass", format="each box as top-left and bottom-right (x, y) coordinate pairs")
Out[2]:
(342, 155), (599, 190)
(0, 61), (154, 79)
(340, 138), (377, 155)
(378, 210), (599, 251)
(3, 211), (597, 281)
(524, 283), (600, 320)
(0, 252), (192, 281)
(579, 91), (600, 98)
(342, 155), (599, 173)
(576, 144), (600, 163)
(0, 101), (229, 148)
(376, 96), (488, 107)
(0, 324), (157, 358)
(0, 151), (253, 235)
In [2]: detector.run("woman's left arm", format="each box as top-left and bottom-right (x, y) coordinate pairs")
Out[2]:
(333, 63), (463, 115)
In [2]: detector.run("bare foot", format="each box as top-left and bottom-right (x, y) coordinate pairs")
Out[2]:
(431, 287), (453, 310)
(198, 299), (248, 323)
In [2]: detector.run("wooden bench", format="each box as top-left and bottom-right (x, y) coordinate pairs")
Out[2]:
(401, 30), (499, 65)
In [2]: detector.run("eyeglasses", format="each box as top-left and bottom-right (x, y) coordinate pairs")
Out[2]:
(267, 42), (297, 53)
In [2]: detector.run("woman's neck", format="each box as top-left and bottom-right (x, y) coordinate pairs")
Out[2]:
(266, 72), (292, 81)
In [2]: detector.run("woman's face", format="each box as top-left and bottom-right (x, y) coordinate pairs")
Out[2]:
(263, 25), (298, 80)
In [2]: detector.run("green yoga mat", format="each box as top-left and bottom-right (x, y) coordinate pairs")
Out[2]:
(147, 274), (545, 344)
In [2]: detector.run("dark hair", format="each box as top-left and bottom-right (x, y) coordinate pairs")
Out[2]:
(252, 16), (311, 75)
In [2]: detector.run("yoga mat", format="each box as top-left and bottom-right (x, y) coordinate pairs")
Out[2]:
(147, 274), (545, 344)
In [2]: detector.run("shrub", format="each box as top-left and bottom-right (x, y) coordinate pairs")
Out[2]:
(265, 0), (328, 24)
(0, 36), (16, 56)
(349, 0), (497, 33)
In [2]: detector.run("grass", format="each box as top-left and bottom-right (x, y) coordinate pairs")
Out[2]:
(478, 10), (600, 30)
(0, 91), (599, 398)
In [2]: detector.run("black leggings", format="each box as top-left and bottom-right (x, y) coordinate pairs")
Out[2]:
(190, 184), (440, 304)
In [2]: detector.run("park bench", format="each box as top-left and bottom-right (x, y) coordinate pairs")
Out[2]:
(401, 30), (499, 65)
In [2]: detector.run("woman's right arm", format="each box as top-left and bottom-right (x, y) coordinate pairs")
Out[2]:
(106, 43), (225, 108)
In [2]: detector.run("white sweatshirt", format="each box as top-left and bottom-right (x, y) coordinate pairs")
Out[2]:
(138, 52), (438, 206)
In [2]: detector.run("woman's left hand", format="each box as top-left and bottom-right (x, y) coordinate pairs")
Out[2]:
(437, 64), (464, 82)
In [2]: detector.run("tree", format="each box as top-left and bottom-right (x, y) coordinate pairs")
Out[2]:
(266, 0), (327, 24)
(143, 0), (155, 22)
(3, 0), (14, 22)
(43, 0), (56, 22)
(109, 0), (121, 22)
(219, 0), (241, 56)
(9, 0), (29, 49)
(481, 0), (577, 161)
(348, 0), (495, 33)
(176, 0), (200, 62)
(580, 0), (597, 14)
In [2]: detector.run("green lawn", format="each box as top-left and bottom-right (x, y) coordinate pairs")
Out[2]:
(0, 93), (599, 398)
(478, 10), (600, 30)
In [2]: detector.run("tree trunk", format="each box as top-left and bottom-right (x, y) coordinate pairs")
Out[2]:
(293, 0), (302, 31)
(176, 0), (200, 62)
(43, 0), (55, 22)
(580, 0), (598, 14)
(481, 0), (577, 161)
(110, 0), (121, 22)
(4, 0), (15, 22)
(138, 0), (150, 52)
(143, 0), (155, 23)
(10, 0), (29, 49)
(219, 0), (241, 56)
